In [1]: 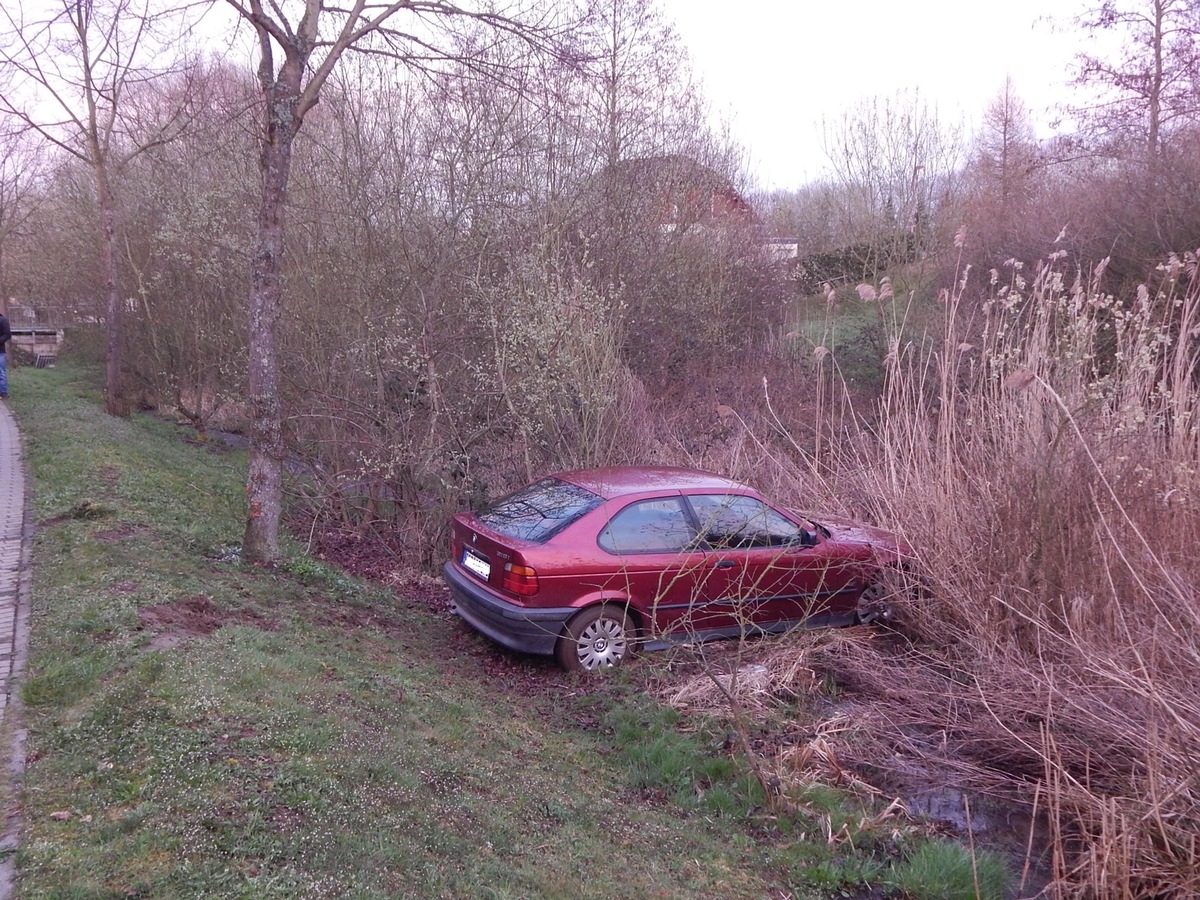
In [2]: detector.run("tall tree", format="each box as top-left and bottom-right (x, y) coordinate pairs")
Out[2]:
(221, 0), (561, 565)
(1073, 0), (1200, 170)
(580, 0), (698, 169)
(964, 78), (1042, 260)
(0, 131), (44, 317)
(975, 81), (1039, 213)
(1067, 0), (1200, 272)
(0, 0), (195, 415)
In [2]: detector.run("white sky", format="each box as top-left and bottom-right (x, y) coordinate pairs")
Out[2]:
(664, 0), (1091, 190)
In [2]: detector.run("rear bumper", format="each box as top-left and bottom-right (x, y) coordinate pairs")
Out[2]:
(441, 562), (576, 656)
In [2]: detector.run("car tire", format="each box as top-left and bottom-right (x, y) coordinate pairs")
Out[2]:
(556, 603), (634, 673)
(856, 568), (907, 625)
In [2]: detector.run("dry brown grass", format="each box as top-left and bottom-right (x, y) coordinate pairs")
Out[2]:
(656, 250), (1200, 897)
(826, 252), (1200, 897)
(881, 257), (1199, 898)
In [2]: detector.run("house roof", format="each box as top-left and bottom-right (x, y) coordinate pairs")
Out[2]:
(580, 154), (757, 230)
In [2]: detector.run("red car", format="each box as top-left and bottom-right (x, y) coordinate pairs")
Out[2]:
(442, 466), (911, 672)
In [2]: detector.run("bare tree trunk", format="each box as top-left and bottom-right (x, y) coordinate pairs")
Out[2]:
(95, 163), (128, 416)
(243, 99), (297, 566)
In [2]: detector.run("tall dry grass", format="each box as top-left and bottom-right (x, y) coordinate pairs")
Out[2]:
(666, 250), (1200, 896)
(806, 250), (1200, 896)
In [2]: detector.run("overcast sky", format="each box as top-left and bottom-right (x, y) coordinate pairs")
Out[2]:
(664, 0), (1092, 190)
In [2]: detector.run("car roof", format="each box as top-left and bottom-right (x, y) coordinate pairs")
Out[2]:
(553, 466), (752, 499)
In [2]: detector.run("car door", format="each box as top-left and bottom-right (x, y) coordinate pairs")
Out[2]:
(685, 493), (867, 631)
(596, 496), (738, 639)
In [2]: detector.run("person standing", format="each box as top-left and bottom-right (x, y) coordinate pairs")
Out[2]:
(0, 311), (9, 399)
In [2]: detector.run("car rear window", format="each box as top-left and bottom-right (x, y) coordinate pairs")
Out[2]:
(598, 498), (695, 554)
(477, 477), (603, 543)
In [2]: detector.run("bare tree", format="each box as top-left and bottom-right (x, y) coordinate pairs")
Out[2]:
(221, 0), (563, 564)
(0, 0), (196, 415)
(580, 0), (700, 169)
(975, 81), (1040, 214)
(1072, 0), (1200, 171)
(1060, 0), (1200, 276)
(0, 130), (45, 318)
(962, 78), (1044, 262)
(821, 90), (964, 271)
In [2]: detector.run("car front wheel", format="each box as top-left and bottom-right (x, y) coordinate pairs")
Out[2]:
(556, 604), (633, 673)
(857, 568), (907, 624)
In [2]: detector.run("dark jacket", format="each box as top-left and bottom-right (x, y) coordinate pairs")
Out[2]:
(0, 314), (9, 354)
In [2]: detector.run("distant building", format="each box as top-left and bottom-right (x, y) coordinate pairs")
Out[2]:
(763, 238), (799, 262)
(578, 154), (759, 236)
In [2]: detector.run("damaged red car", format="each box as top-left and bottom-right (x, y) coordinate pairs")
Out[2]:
(442, 466), (912, 673)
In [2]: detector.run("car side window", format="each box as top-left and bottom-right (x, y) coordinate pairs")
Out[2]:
(687, 494), (805, 549)
(598, 498), (696, 554)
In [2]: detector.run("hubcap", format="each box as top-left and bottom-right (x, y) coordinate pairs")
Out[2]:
(858, 578), (898, 623)
(576, 617), (627, 670)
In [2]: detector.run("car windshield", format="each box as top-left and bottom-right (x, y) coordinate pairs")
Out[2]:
(477, 477), (603, 543)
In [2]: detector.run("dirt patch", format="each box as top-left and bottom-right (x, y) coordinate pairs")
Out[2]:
(138, 595), (278, 650)
(38, 500), (117, 528)
(306, 528), (577, 696)
(306, 529), (452, 614)
(385, 572), (454, 617)
(308, 597), (413, 636)
(93, 524), (149, 543)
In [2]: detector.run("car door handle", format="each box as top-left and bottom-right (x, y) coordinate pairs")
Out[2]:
(714, 560), (737, 569)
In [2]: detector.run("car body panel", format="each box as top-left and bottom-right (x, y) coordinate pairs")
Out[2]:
(715, 540), (871, 627)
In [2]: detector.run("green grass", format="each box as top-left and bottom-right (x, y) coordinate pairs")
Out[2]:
(9, 360), (989, 899)
(603, 695), (766, 817)
(783, 275), (944, 391)
(13, 362), (808, 898)
(892, 840), (1012, 900)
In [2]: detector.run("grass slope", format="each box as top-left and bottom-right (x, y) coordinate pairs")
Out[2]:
(12, 364), (795, 899)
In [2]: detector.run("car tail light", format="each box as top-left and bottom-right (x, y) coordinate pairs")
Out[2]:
(502, 563), (538, 596)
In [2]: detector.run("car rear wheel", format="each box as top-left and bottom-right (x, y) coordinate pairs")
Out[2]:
(556, 604), (633, 673)
(857, 568), (906, 624)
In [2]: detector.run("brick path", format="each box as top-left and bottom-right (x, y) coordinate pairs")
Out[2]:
(0, 399), (30, 900)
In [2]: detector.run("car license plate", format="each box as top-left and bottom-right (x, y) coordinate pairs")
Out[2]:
(462, 549), (490, 581)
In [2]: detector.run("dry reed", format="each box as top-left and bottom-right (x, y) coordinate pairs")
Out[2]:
(670, 250), (1200, 897)
(839, 252), (1200, 897)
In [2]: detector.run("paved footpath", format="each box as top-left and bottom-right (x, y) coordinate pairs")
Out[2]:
(0, 399), (31, 900)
